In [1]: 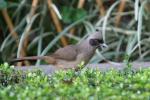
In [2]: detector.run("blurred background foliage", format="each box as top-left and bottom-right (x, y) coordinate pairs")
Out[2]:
(0, 0), (150, 66)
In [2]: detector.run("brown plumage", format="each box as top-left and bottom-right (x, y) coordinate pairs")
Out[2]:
(12, 31), (107, 69)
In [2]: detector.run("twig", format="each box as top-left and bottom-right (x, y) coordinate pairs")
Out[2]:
(115, 0), (126, 26)
(69, 0), (85, 35)
(17, 14), (39, 64)
(96, 0), (105, 16)
(19, 0), (39, 66)
(78, 0), (85, 8)
(47, 0), (68, 46)
(1, 9), (18, 40)
(1, 8), (27, 66)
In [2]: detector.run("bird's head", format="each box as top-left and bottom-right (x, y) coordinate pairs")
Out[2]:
(89, 38), (108, 49)
(88, 29), (108, 49)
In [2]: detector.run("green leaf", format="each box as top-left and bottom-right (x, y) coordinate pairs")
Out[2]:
(77, 61), (85, 69)
(61, 6), (87, 23)
(0, 0), (7, 10)
(73, 8), (87, 22)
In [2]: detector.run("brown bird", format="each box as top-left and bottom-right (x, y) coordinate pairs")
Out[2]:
(12, 31), (107, 69)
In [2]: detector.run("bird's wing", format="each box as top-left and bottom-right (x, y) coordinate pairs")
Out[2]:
(50, 45), (78, 61)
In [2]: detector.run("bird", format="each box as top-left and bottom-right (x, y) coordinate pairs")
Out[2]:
(11, 30), (107, 69)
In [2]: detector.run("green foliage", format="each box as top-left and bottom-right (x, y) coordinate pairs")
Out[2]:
(0, 63), (23, 86)
(0, 63), (150, 99)
(61, 6), (87, 23)
(77, 61), (85, 70)
(123, 54), (133, 74)
(0, 0), (7, 9)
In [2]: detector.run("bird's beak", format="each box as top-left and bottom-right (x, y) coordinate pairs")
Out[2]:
(99, 43), (108, 49)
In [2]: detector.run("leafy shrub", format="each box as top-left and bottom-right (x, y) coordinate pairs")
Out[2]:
(0, 63), (150, 99)
(0, 63), (23, 86)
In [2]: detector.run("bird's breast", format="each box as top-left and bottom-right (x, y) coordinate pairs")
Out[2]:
(55, 59), (79, 69)
(55, 50), (95, 69)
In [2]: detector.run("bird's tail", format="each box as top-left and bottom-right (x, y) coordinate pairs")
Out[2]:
(11, 56), (46, 62)
(10, 56), (56, 64)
